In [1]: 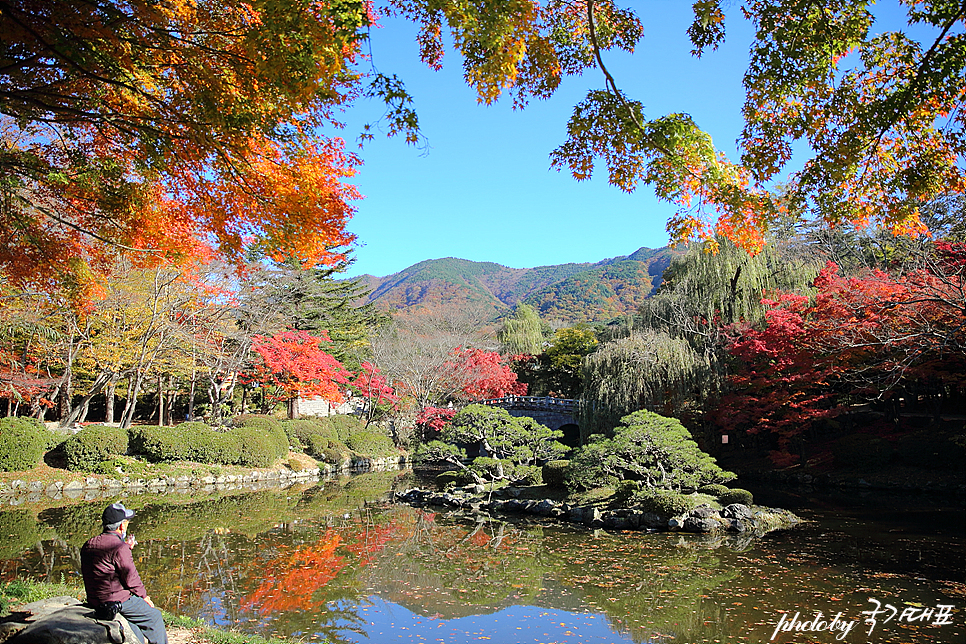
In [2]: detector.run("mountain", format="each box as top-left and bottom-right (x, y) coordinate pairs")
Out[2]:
(355, 247), (679, 323)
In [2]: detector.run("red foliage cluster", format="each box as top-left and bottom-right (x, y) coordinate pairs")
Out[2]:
(247, 330), (351, 404)
(446, 347), (527, 401)
(716, 243), (966, 463)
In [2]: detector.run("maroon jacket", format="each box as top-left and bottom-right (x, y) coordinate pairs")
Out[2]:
(80, 531), (147, 605)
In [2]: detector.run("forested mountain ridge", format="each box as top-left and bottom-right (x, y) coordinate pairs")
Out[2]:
(356, 247), (679, 322)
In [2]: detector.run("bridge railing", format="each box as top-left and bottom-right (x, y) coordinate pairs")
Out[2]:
(479, 396), (576, 413)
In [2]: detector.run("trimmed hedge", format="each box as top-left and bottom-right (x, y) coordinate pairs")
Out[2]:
(325, 415), (364, 442)
(0, 417), (51, 472)
(345, 430), (396, 457)
(63, 425), (129, 471)
(717, 488), (754, 506)
(698, 484), (731, 497)
(435, 471), (462, 490)
(542, 460), (569, 489)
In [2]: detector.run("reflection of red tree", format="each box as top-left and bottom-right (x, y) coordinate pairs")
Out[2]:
(242, 531), (346, 614)
(241, 521), (405, 614)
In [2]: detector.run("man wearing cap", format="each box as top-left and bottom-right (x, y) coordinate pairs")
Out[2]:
(81, 502), (167, 644)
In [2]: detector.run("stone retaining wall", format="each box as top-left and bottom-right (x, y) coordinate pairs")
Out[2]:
(0, 455), (408, 506)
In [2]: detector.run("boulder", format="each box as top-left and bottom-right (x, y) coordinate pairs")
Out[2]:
(687, 504), (719, 519)
(682, 516), (719, 533)
(721, 504), (754, 521)
(2, 597), (142, 644)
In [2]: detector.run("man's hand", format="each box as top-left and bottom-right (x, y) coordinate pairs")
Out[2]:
(144, 596), (155, 608)
(125, 534), (138, 548)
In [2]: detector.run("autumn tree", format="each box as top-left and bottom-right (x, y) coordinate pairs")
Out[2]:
(247, 330), (351, 415)
(0, 0), (401, 297)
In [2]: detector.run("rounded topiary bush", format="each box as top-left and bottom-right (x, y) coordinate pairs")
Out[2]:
(631, 488), (698, 519)
(325, 414), (364, 442)
(302, 433), (349, 462)
(63, 424), (129, 471)
(717, 488), (754, 506)
(613, 479), (643, 505)
(234, 423), (289, 468)
(345, 430), (396, 457)
(281, 419), (330, 448)
(542, 460), (569, 489)
(698, 483), (730, 497)
(0, 417), (51, 472)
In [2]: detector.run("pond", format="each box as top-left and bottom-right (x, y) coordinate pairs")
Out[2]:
(1, 470), (963, 644)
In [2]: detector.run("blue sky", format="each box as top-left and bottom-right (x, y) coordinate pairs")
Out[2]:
(339, 1), (756, 278)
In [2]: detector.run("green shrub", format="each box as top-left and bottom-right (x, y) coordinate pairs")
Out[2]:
(92, 456), (151, 477)
(630, 488), (698, 519)
(511, 464), (542, 486)
(63, 425), (129, 471)
(698, 484), (731, 497)
(345, 430), (396, 457)
(0, 417), (50, 472)
(232, 414), (284, 434)
(325, 415), (364, 442)
(234, 423), (289, 468)
(717, 488), (754, 506)
(542, 460), (569, 489)
(302, 433), (349, 462)
(280, 419), (331, 448)
(613, 479), (643, 505)
(435, 471), (462, 490)
(895, 430), (963, 469)
(469, 457), (503, 480)
(132, 423), (240, 465)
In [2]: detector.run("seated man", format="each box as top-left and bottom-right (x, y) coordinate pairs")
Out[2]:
(81, 502), (168, 644)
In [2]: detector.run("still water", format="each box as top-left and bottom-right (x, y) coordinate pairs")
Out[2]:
(1, 470), (963, 644)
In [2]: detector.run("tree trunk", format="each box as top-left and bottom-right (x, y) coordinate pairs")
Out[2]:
(60, 371), (114, 429)
(105, 377), (117, 424)
(119, 373), (144, 430)
(165, 374), (176, 425)
(157, 374), (165, 426)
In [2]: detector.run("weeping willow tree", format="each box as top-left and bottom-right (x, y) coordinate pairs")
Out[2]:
(497, 303), (544, 356)
(582, 237), (820, 438)
(579, 330), (712, 438)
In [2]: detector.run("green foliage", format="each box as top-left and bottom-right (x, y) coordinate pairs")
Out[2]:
(1, 578), (82, 617)
(91, 456), (151, 477)
(698, 484), (731, 497)
(435, 470), (463, 490)
(345, 429), (397, 457)
(62, 425), (129, 471)
(446, 405), (567, 475)
(234, 425), (289, 468)
(895, 430), (965, 469)
(0, 417), (51, 472)
(566, 410), (735, 493)
(630, 488), (698, 519)
(717, 488), (754, 506)
(512, 464), (542, 485)
(303, 432), (350, 463)
(542, 460), (569, 489)
(0, 509), (44, 559)
(325, 414), (364, 442)
(579, 331), (710, 436)
(498, 303), (544, 355)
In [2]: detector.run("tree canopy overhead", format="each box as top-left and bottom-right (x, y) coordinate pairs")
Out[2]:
(3, 0), (962, 298)
(1, 0), (378, 296)
(390, 0), (964, 251)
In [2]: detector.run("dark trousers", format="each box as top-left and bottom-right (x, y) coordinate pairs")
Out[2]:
(120, 595), (167, 644)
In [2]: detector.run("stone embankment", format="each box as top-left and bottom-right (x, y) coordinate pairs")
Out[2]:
(0, 455), (407, 506)
(394, 487), (799, 537)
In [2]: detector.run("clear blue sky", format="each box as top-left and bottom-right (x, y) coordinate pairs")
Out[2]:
(339, 1), (755, 278)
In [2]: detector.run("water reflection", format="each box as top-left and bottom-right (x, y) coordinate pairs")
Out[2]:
(1, 471), (962, 644)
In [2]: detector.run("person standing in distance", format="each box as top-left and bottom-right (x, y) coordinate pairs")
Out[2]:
(81, 502), (168, 644)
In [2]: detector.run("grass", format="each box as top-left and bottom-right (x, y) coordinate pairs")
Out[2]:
(1, 579), (319, 644)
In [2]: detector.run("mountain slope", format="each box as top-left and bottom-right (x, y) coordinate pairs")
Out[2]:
(358, 247), (678, 323)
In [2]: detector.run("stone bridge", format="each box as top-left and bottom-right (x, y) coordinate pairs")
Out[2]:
(480, 396), (580, 447)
